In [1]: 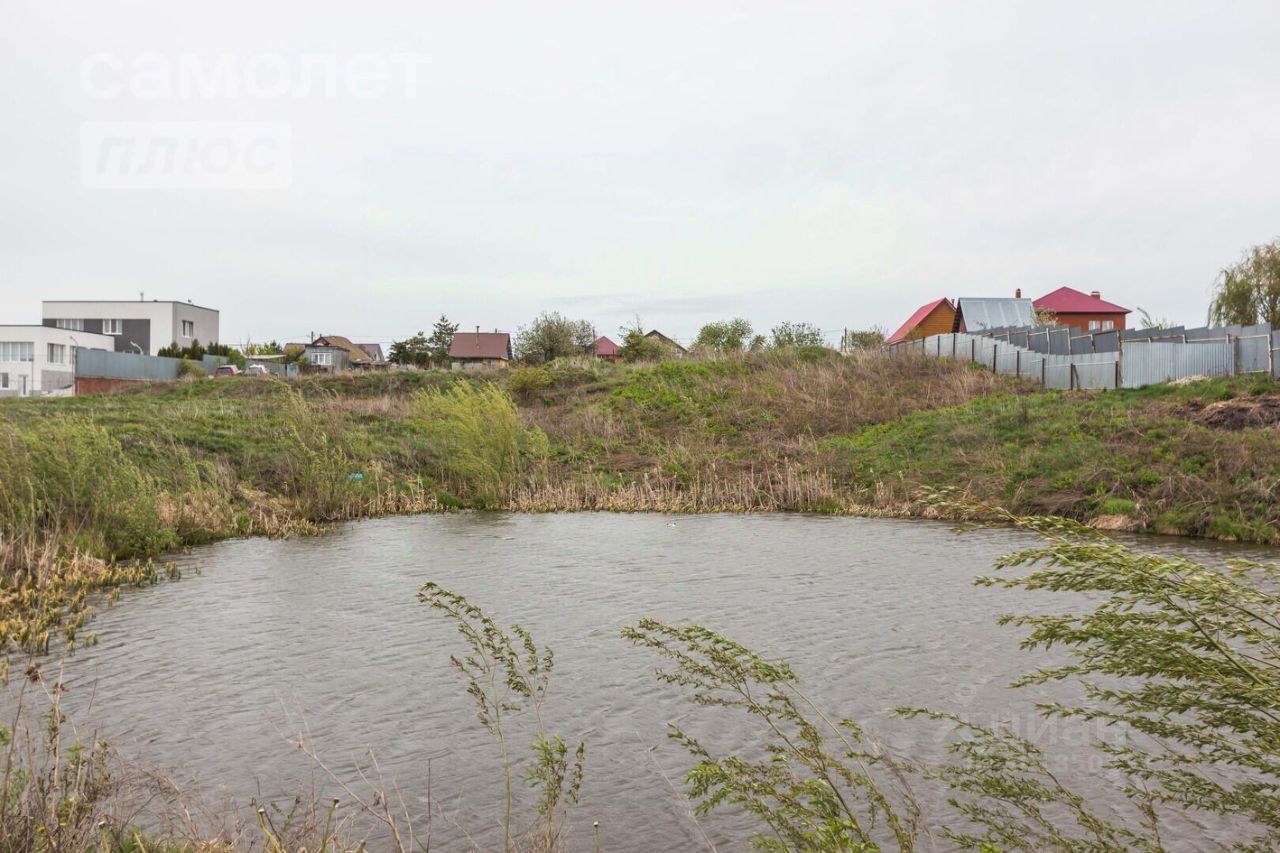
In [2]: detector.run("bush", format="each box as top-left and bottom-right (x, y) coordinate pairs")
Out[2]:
(178, 358), (206, 379)
(506, 366), (554, 398)
(411, 382), (548, 497)
(22, 419), (173, 558)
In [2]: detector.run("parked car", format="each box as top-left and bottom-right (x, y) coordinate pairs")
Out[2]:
(213, 364), (241, 377)
(244, 363), (270, 376)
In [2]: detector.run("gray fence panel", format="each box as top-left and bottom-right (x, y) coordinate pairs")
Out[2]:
(1018, 353), (1045, 383)
(1093, 331), (1119, 353)
(1237, 334), (1272, 374)
(1185, 326), (1226, 342)
(1122, 341), (1233, 388)
(1009, 331), (1029, 349)
(75, 348), (181, 380)
(994, 350), (1021, 375)
(1121, 342), (1176, 388)
(1070, 335), (1093, 354)
(1044, 362), (1072, 390)
(1274, 331), (1280, 379)
(1178, 341), (1234, 379)
(1150, 326), (1187, 342)
(1075, 354), (1120, 390)
(1047, 328), (1070, 355)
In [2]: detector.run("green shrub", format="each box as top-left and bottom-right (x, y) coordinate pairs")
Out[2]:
(20, 419), (173, 558)
(178, 358), (206, 379)
(1098, 497), (1138, 516)
(506, 365), (554, 398)
(277, 388), (360, 520)
(411, 382), (548, 496)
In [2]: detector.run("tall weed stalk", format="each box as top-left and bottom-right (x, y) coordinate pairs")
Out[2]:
(419, 583), (584, 852)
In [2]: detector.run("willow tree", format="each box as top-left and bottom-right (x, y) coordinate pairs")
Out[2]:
(1209, 237), (1280, 327)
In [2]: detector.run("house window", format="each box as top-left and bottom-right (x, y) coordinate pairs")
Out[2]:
(181, 320), (195, 338)
(0, 373), (7, 389)
(103, 319), (123, 335)
(0, 342), (34, 362)
(311, 350), (333, 366)
(47, 343), (66, 364)
(1101, 320), (1115, 331)
(1088, 320), (1101, 331)
(55, 319), (85, 331)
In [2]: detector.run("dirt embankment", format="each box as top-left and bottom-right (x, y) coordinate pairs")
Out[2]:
(1192, 395), (1280, 431)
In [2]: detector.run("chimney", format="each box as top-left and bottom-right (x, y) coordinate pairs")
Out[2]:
(1015, 288), (1022, 298)
(1090, 290), (1101, 300)
(140, 291), (144, 302)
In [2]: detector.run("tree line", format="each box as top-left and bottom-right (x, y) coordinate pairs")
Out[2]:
(387, 314), (885, 367)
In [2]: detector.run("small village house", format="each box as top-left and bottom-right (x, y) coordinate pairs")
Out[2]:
(590, 335), (619, 361)
(644, 329), (687, 355)
(887, 298), (956, 344)
(449, 330), (511, 369)
(290, 334), (387, 372)
(1033, 286), (1131, 332)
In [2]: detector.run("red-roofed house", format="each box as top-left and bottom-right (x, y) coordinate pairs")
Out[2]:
(449, 331), (512, 369)
(1033, 287), (1131, 333)
(591, 335), (619, 361)
(887, 298), (957, 345)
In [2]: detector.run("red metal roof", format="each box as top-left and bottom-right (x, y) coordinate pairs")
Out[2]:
(449, 332), (510, 360)
(1033, 286), (1130, 315)
(887, 298), (953, 344)
(592, 335), (619, 356)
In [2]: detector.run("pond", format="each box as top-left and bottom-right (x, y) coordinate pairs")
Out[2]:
(11, 513), (1273, 850)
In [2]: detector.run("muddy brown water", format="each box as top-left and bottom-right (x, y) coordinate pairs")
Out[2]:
(8, 514), (1275, 850)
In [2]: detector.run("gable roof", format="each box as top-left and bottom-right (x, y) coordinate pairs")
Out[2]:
(645, 330), (688, 354)
(887, 298), (954, 344)
(1033, 286), (1130, 315)
(356, 343), (385, 362)
(592, 335), (619, 356)
(311, 335), (374, 364)
(955, 297), (1034, 331)
(449, 331), (510, 360)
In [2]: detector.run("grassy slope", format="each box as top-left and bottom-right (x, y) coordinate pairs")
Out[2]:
(2, 352), (1278, 547)
(827, 373), (1280, 542)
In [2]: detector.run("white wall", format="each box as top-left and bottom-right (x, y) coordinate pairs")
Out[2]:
(41, 301), (220, 355)
(170, 303), (221, 348)
(0, 326), (112, 395)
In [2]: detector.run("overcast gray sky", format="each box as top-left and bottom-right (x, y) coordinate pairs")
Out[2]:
(2, 1), (1278, 348)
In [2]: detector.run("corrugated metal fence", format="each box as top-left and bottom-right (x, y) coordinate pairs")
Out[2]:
(75, 349), (227, 380)
(892, 323), (1278, 390)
